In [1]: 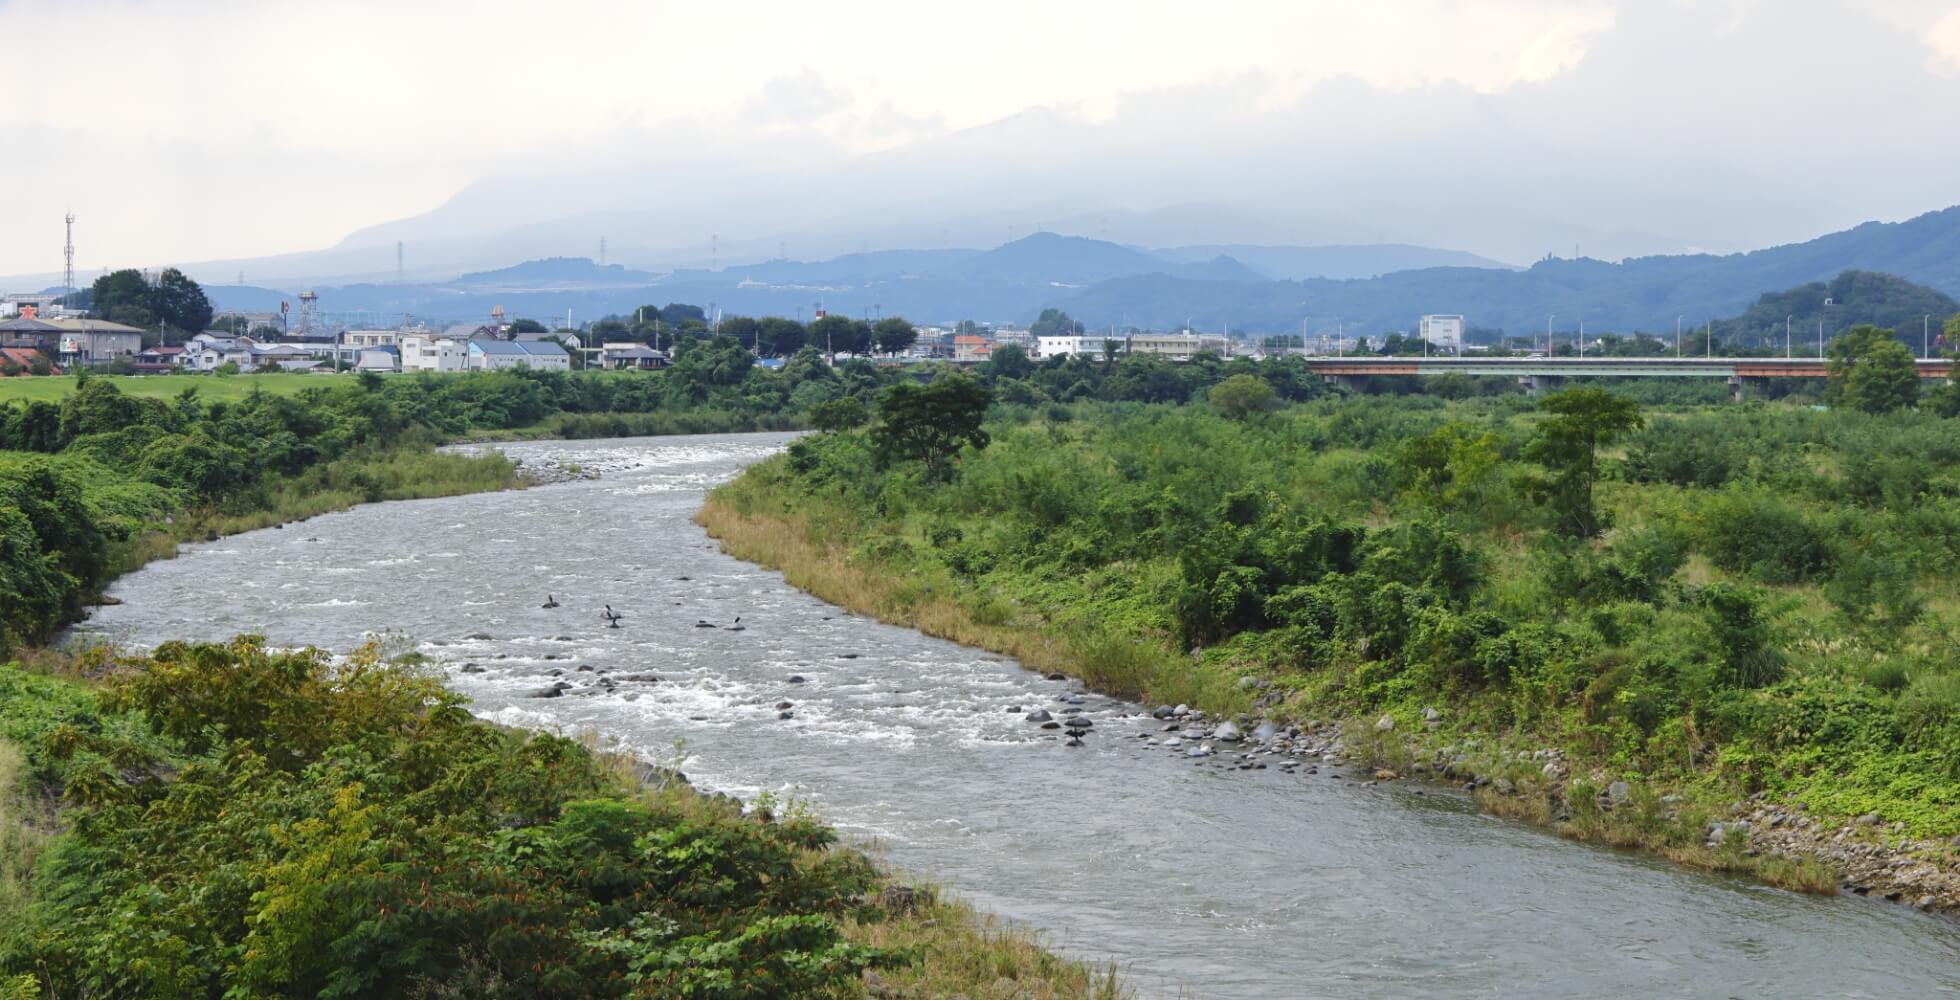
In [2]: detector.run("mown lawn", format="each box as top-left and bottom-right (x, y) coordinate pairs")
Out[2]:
(0, 371), (356, 403)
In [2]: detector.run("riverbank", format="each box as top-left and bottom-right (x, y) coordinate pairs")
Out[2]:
(8, 432), (1125, 997)
(0, 645), (1124, 998)
(696, 438), (1960, 914)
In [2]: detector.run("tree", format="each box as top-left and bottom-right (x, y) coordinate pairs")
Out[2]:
(719, 315), (762, 350)
(1208, 373), (1277, 420)
(1522, 387), (1643, 538)
(90, 270), (151, 323)
(508, 318), (547, 334)
(808, 396), (868, 433)
(151, 268), (213, 336)
(757, 317), (806, 356)
(870, 376), (993, 480)
(1827, 324), (1920, 414)
(982, 343), (1035, 381)
(872, 317), (918, 356)
(1030, 308), (1080, 337)
(808, 315), (856, 357)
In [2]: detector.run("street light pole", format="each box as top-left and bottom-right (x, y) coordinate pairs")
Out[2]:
(1547, 313), (1555, 355)
(1676, 315), (1683, 357)
(1786, 315), (1793, 359)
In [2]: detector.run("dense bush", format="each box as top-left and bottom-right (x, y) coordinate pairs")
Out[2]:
(0, 639), (906, 997)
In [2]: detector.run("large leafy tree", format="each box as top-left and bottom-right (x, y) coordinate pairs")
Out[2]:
(1522, 387), (1643, 538)
(1029, 308), (1080, 337)
(807, 315), (857, 356)
(151, 268), (213, 336)
(872, 317), (918, 356)
(1208, 373), (1277, 420)
(758, 317), (806, 356)
(89, 269), (153, 328)
(1827, 324), (1919, 414)
(870, 376), (993, 480)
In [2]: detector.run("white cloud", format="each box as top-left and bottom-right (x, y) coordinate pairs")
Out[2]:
(0, 0), (1957, 277)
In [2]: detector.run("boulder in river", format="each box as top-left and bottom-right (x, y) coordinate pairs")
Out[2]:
(788, 675), (807, 684)
(778, 710), (795, 720)
(1045, 672), (1067, 681)
(527, 687), (562, 699)
(1252, 721), (1280, 742)
(1213, 720), (1242, 742)
(775, 701), (793, 710)
(1152, 705), (1175, 719)
(1025, 709), (1053, 722)
(459, 663), (484, 674)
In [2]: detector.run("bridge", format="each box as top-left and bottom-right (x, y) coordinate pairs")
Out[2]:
(1302, 355), (1956, 400)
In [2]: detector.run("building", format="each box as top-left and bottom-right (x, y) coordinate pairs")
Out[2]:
(1419, 315), (1465, 352)
(250, 343), (322, 371)
(466, 339), (571, 371)
(136, 345), (187, 372)
(356, 346), (400, 372)
(600, 343), (667, 370)
(1126, 333), (1229, 358)
(399, 333), (469, 373)
(0, 316), (145, 367)
(1035, 335), (1107, 358)
(185, 333), (256, 371)
(952, 335), (994, 363)
(0, 346), (57, 375)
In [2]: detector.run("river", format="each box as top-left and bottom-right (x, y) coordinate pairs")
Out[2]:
(77, 432), (1960, 998)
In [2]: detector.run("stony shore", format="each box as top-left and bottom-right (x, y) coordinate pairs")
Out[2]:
(1129, 681), (1960, 915)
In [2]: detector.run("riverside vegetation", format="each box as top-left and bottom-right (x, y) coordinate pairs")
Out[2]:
(701, 333), (1960, 904)
(0, 640), (1121, 998)
(0, 346), (1140, 997)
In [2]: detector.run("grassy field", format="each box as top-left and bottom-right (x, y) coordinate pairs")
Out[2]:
(0, 371), (354, 403)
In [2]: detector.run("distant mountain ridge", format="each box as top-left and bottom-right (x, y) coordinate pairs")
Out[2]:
(194, 206), (1960, 333)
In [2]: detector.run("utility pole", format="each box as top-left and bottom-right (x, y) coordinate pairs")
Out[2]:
(1926, 315), (1933, 360)
(1706, 321), (1712, 359)
(1546, 313), (1555, 355)
(1676, 315), (1683, 357)
(1786, 315), (1793, 359)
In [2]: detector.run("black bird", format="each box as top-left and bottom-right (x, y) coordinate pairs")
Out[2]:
(603, 605), (624, 626)
(541, 594), (560, 609)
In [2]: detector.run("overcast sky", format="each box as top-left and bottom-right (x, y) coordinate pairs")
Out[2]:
(3, 0), (1958, 279)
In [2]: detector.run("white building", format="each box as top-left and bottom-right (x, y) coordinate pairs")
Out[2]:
(1035, 335), (1107, 358)
(399, 333), (469, 372)
(1420, 314), (1465, 351)
(185, 332), (257, 371)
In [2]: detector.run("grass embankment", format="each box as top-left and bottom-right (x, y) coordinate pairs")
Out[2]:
(0, 644), (1123, 998)
(699, 398), (1960, 899)
(0, 372), (352, 404)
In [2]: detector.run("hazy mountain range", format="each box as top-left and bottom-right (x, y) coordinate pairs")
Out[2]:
(186, 205), (1960, 337)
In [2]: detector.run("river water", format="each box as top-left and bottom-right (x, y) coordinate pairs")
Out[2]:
(78, 432), (1960, 998)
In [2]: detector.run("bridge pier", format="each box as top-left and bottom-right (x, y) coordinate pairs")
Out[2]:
(1518, 374), (1566, 395)
(1321, 374), (1366, 392)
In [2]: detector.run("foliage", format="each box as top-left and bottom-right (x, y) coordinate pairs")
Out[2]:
(1208, 373), (1277, 420)
(721, 389), (1960, 841)
(1827, 324), (1920, 414)
(1520, 388), (1643, 538)
(870, 376), (994, 480)
(0, 641), (908, 997)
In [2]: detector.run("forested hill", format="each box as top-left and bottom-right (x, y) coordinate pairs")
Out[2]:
(1711, 271), (1960, 350)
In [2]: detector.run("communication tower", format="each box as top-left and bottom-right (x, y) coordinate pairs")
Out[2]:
(297, 290), (320, 334)
(396, 241), (404, 283)
(491, 304), (506, 334)
(63, 213), (76, 307)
